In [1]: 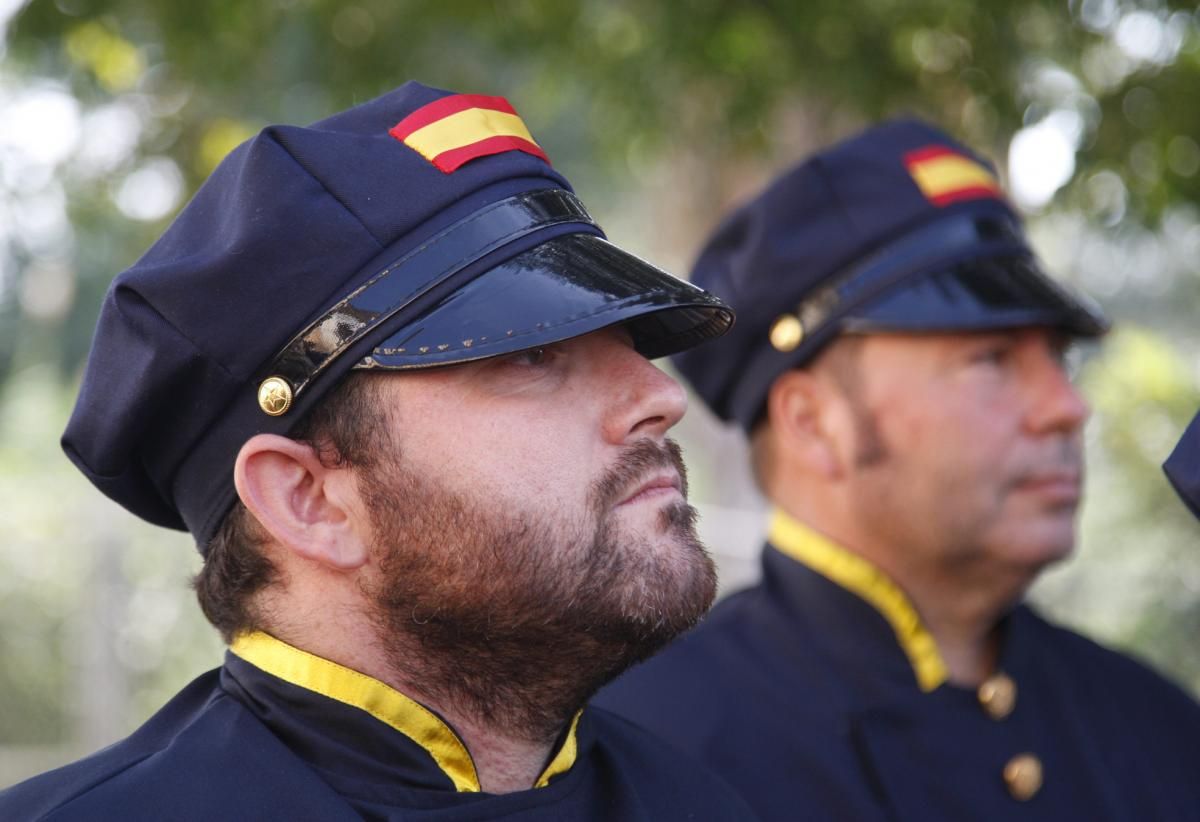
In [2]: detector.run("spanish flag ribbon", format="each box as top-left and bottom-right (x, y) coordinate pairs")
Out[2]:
(389, 93), (550, 174)
(904, 145), (1002, 207)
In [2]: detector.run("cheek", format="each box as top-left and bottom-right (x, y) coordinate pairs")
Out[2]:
(437, 416), (599, 510)
(890, 389), (1012, 452)
(884, 405), (1009, 488)
(879, 404), (951, 457)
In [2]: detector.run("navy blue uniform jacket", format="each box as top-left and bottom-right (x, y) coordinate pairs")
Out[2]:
(1, 632), (755, 821)
(596, 511), (1200, 821)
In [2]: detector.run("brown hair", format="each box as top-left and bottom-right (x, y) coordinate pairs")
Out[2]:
(194, 372), (385, 643)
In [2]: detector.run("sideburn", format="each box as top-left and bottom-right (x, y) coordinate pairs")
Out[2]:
(824, 337), (891, 468)
(849, 400), (890, 468)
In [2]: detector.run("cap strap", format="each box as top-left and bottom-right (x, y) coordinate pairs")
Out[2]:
(792, 213), (1031, 339)
(262, 188), (594, 408)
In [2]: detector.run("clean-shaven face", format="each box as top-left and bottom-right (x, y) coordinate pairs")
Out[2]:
(833, 328), (1089, 586)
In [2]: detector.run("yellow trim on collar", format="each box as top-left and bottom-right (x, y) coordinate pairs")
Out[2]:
(229, 632), (585, 792)
(230, 631), (481, 792)
(768, 510), (948, 692)
(535, 710), (582, 787)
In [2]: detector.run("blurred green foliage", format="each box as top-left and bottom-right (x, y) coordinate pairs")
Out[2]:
(5, 1), (1200, 377)
(3, 0), (1200, 783)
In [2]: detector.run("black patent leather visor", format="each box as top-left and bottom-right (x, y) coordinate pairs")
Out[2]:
(842, 254), (1110, 337)
(790, 212), (1108, 356)
(259, 189), (731, 413)
(359, 232), (732, 370)
(724, 212), (1108, 430)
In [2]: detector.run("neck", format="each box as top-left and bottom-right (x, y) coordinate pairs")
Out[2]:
(433, 710), (560, 794)
(777, 501), (1023, 687)
(895, 576), (1003, 686)
(863, 549), (1033, 686)
(378, 644), (581, 793)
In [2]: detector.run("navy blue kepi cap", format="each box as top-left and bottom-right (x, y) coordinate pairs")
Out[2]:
(676, 118), (1108, 431)
(63, 82), (733, 549)
(1164, 413), (1200, 518)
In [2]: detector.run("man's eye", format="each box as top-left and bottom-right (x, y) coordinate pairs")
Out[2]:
(511, 347), (548, 366)
(971, 345), (1012, 366)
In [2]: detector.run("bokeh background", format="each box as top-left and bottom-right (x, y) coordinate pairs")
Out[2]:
(3, 0), (1200, 787)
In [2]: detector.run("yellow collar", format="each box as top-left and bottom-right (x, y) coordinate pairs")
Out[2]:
(768, 509), (948, 692)
(230, 631), (581, 792)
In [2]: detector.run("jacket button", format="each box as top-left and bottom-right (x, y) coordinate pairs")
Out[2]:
(1003, 753), (1042, 801)
(978, 672), (1017, 720)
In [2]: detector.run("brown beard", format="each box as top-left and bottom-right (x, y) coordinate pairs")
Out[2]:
(358, 438), (716, 743)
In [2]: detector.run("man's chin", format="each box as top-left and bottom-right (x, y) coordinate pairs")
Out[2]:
(1003, 530), (1076, 576)
(609, 576), (715, 669)
(630, 543), (716, 634)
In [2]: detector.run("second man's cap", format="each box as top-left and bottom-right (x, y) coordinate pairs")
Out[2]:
(676, 118), (1108, 430)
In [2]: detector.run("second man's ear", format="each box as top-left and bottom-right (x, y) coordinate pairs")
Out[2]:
(765, 370), (848, 480)
(233, 433), (370, 570)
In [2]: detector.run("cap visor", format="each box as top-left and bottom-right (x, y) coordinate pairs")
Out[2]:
(843, 256), (1109, 338)
(362, 233), (733, 369)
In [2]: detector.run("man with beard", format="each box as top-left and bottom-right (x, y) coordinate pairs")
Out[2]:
(597, 120), (1200, 819)
(0, 83), (755, 821)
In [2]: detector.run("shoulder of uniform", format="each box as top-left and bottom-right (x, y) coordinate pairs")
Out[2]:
(1018, 606), (1200, 712)
(0, 750), (156, 822)
(0, 670), (229, 820)
(584, 705), (715, 768)
(591, 584), (800, 749)
(581, 708), (756, 818)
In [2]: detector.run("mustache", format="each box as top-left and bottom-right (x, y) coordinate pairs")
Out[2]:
(592, 438), (689, 512)
(1007, 438), (1084, 485)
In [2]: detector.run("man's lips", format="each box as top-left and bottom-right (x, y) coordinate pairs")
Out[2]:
(1013, 471), (1081, 503)
(617, 472), (683, 507)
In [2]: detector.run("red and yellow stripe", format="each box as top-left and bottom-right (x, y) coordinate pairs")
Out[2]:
(389, 93), (549, 174)
(904, 145), (1002, 207)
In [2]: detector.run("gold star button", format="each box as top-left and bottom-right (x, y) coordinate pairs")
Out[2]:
(1003, 753), (1042, 801)
(769, 314), (804, 352)
(977, 672), (1017, 720)
(257, 376), (293, 416)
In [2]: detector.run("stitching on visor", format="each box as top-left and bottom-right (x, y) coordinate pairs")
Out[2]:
(367, 290), (683, 361)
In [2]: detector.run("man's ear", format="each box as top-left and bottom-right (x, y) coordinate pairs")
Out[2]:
(234, 434), (369, 570)
(765, 370), (844, 480)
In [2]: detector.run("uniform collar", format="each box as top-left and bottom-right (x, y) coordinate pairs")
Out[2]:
(226, 631), (582, 793)
(768, 509), (949, 692)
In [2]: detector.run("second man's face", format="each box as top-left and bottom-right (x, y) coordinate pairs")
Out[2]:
(830, 327), (1090, 585)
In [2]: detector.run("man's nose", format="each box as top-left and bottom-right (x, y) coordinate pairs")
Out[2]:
(1025, 340), (1090, 436)
(599, 335), (689, 445)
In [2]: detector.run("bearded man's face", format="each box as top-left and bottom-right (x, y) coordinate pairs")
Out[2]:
(356, 329), (716, 740)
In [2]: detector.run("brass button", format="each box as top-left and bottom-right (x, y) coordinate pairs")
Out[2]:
(769, 314), (804, 352)
(978, 672), (1017, 720)
(257, 376), (293, 416)
(1003, 753), (1042, 801)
